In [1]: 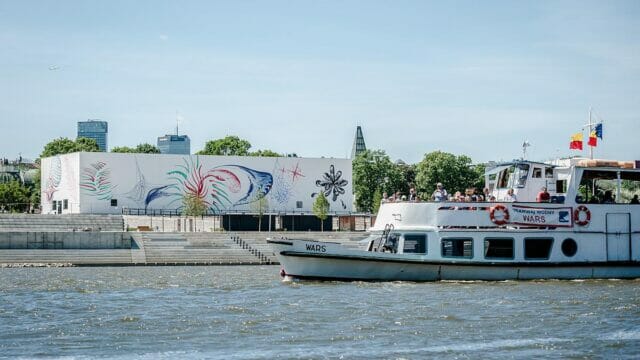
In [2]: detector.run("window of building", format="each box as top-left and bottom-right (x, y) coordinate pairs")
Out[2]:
(441, 238), (473, 258)
(63, 199), (68, 210)
(52, 201), (57, 211)
(403, 234), (427, 254)
(296, 201), (303, 209)
(110, 199), (118, 207)
(561, 238), (577, 257)
(484, 238), (514, 259)
(524, 238), (553, 260)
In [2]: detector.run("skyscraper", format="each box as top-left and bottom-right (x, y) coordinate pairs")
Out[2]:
(351, 126), (366, 158)
(77, 120), (108, 152)
(157, 134), (190, 154)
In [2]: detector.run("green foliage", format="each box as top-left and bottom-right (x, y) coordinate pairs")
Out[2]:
(372, 188), (383, 214)
(415, 151), (478, 199)
(251, 195), (270, 231)
(312, 193), (330, 231)
(0, 180), (30, 212)
(197, 136), (252, 156)
(112, 143), (161, 154)
(352, 149), (404, 212)
(250, 149), (282, 157)
(111, 146), (135, 153)
(135, 143), (161, 154)
(181, 194), (207, 216)
(40, 137), (100, 158)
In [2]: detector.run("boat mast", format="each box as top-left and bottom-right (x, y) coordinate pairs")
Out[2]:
(584, 107), (594, 160)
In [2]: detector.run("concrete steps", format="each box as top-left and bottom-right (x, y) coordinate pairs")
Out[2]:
(0, 214), (124, 232)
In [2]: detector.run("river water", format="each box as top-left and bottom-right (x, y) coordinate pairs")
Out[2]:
(1, 266), (639, 359)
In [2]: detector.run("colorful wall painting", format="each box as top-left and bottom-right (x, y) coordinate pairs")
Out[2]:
(43, 156), (62, 202)
(80, 161), (115, 200)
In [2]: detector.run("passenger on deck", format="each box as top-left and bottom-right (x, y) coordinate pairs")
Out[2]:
(536, 187), (550, 202)
(504, 188), (517, 202)
(381, 192), (389, 204)
(432, 183), (448, 202)
(409, 188), (417, 202)
(602, 190), (615, 204)
(631, 195), (639, 204)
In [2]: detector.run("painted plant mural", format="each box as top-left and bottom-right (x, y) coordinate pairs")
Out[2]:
(80, 162), (115, 200)
(145, 156), (273, 212)
(313, 165), (349, 209)
(270, 160), (305, 206)
(43, 156), (62, 202)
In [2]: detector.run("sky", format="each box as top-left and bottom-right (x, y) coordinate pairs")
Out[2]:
(1, 1), (639, 164)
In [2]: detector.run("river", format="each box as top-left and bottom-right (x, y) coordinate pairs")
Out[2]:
(1, 266), (639, 359)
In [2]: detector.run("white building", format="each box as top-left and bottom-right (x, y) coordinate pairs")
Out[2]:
(41, 152), (352, 216)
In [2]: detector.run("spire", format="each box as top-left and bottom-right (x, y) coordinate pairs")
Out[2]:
(351, 126), (366, 158)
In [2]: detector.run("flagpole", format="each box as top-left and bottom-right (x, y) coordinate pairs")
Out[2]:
(588, 107), (593, 159)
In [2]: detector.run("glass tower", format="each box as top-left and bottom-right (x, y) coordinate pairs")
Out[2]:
(351, 126), (366, 158)
(77, 120), (108, 152)
(157, 134), (190, 155)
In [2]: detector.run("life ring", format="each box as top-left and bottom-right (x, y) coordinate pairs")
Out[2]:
(489, 204), (510, 225)
(574, 205), (591, 226)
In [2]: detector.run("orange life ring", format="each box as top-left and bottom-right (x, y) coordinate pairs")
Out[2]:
(489, 204), (510, 225)
(574, 205), (591, 226)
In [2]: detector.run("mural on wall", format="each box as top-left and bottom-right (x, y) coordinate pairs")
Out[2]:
(312, 165), (349, 209)
(43, 156), (62, 202)
(144, 156), (274, 212)
(122, 158), (150, 205)
(80, 162), (116, 200)
(270, 160), (305, 206)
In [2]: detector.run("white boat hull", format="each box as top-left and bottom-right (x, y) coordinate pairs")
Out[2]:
(269, 239), (640, 281)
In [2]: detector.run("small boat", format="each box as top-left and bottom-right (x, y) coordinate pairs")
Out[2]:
(268, 158), (640, 281)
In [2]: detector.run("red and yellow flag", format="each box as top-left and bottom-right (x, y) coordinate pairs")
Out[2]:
(588, 130), (597, 147)
(569, 132), (583, 150)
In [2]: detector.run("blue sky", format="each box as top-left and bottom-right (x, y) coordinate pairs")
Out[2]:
(1, 1), (639, 163)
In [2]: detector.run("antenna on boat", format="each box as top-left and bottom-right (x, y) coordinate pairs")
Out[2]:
(521, 141), (531, 160)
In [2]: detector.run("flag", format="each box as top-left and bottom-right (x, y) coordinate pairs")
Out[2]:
(594, 123), (603, 139)
(588, 130), (597, 147)
(569, 132), (583, 150)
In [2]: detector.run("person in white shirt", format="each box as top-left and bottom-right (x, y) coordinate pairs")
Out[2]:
(504, 188), (517, 202)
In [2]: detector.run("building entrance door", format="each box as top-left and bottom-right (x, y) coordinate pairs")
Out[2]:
(606, 213), (631, 261)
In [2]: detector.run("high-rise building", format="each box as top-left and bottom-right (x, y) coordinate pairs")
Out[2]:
(351, 126), (366, 158)
(157, 134), (190, 154)
(77, 120), (108, 152)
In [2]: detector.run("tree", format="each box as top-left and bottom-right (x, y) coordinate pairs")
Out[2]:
(134, 143), (161, 154)
(251, 195), (270, 231)
(250, 149), (281, 157)
(312, 192), (330, 232)
(197, 136), (251, 156)
(111, 146), (135, 153)
(40, 137), (100, 158)
(112, 143), (161, 154)
(372, 188), (383, 214)
(352, 149), (403, 212)
(181, 194), (207, 216)
(0, 180), (30, 213)
(415, 151), (479, 199)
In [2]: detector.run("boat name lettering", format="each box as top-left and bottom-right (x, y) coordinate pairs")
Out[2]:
(305, 244), (327, 252)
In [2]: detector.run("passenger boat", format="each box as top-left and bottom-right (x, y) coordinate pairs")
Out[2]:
(268, 158), (640, 281)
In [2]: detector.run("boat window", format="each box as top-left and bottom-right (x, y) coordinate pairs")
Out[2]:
(497, 167), (513, 189)
(484, 238), (514, 259)
(561, 238), (577, 257)
(545, 167), (554, 178)
(513, 163), (530, 188)
(403, 234), (427, 254)
(533, 168), (542, 178)
(524, 238), (553, 260)
(441, 238), (473, 258)
(578, 169), (640, 204)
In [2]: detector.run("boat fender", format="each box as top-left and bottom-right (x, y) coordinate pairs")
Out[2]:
(279, 268), (286, 277)
(574, 205), (591, 226)
(489, 204), (510, 225)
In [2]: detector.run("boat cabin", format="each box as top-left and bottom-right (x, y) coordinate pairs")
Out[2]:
(486, 158), (640, 204)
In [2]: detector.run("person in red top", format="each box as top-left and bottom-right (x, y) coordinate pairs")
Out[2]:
(537, 187), (551, 202)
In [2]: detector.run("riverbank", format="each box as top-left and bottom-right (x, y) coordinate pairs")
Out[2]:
(0, 231), (366, 266)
